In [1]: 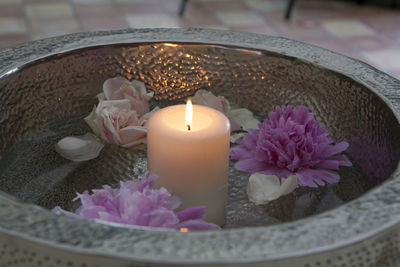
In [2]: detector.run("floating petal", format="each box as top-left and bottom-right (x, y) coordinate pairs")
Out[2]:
(246, 173), (298, 205)
(229, 108), (259, 131)
(230, 132), (246, 143)
(55, 133), (104, 162)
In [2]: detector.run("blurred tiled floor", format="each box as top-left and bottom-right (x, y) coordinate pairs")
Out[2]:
(0, 0), (399, 78)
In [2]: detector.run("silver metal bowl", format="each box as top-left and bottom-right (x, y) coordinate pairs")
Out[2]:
(0, 28), (399, 267)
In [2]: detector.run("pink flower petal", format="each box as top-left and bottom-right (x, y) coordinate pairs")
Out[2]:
(123, 94), (149, 117)
(230, 146), (253, 160)
(329, 154), (352, 167)
(296, 168), (340, 187)
(259, 167), (292, 178)
(322, 141), (349, 158)
(234, 158), (266, 173)
(103, 76), (130, 100)
(314, 160), (340, 170)
(118, 126), (147, 146)
(175, 206), (205, 221)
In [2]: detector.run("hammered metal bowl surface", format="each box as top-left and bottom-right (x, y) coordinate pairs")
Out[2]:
(0, 28), (399, 267)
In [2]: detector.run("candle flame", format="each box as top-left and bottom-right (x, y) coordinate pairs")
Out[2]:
(186, 99), (193, 131)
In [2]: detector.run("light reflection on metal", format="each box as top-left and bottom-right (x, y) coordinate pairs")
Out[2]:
(163, 43), (178, 47)
(0, 67), (18, 79)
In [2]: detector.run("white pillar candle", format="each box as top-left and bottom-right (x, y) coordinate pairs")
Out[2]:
(147, 102), (230, 226)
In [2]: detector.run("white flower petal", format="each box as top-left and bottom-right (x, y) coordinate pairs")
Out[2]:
(97, 92), (106, 102)
(230, 132), (245, 143)
(84, 105), (100, 137)
(229, 108), (259, 131)
(247, 174), (298, 205)
(229, 118), (242, 132)
(144, 91), (155, 100)
(282, 175), (298, 195)
(55, 133), (104, 162)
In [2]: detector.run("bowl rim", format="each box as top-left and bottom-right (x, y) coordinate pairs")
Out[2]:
(0, 28), (400, 264)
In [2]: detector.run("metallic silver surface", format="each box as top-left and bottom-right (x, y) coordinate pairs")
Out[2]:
(0, 28), (399, 266)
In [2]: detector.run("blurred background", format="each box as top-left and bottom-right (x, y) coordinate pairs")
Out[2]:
(0, 0), (399, 78)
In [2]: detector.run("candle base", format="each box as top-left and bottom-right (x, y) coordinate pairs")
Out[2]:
(175, 184), (227, 227)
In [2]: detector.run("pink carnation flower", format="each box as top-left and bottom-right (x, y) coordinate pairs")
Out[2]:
(230, 106), (352, 187)
(54, 174), (220, 231)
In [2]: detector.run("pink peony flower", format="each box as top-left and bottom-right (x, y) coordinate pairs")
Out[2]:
(53, 174), (220, 231)
(230, 106), (352, 188)
(85, 99), (158, 148)
(101, 77), (154, 117)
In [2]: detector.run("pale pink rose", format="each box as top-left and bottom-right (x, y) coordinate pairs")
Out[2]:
(190, 89), (230, 114)
(85, 99), (157, 148)
(101, 77), (154, 117)
(191, 90), (259, 131)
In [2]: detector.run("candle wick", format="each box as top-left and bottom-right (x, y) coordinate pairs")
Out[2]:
(187, 125), (191, 131)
